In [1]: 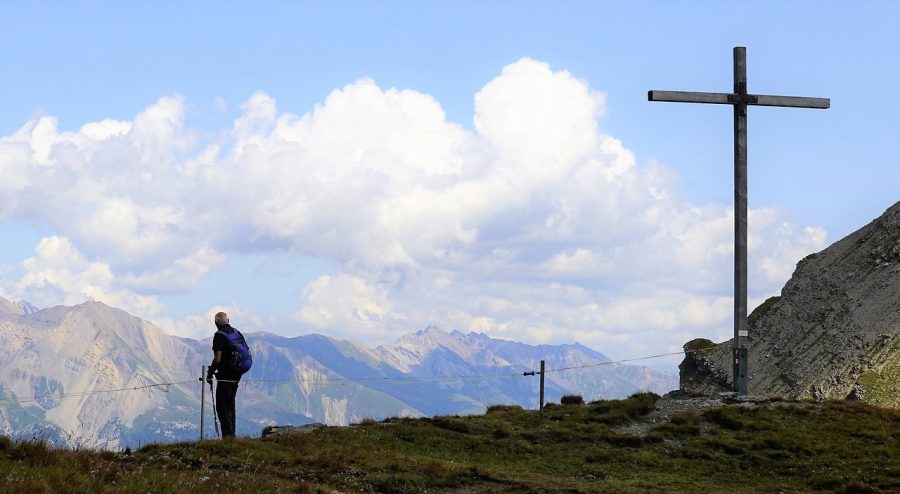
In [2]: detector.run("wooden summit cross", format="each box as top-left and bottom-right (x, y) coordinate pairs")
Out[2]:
(649, 47), (829, 396)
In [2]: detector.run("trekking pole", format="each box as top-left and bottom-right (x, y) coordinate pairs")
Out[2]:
(209, 380), (220, 438)
(200, 366), (206, 441)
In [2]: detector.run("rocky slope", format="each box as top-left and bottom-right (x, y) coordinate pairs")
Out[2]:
(680, 202), (900, 406)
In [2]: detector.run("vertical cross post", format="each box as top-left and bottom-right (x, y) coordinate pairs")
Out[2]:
(648, 46), (829, 396)
(732, 47), (750, 396)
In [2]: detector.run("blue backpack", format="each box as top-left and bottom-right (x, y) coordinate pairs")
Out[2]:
(218, 328), (253, 374)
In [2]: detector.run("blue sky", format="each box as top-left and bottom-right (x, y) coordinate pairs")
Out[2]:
(1, 1), (897, 364)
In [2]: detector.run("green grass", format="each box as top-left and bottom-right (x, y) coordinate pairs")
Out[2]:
(683, 338), (717, 352)
(748, 295), (781, 323)
(0, 394), (897, 493)
(857, 348), (900, 408)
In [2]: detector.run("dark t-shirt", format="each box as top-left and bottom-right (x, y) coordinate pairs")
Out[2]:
(212, 324), (242, 381)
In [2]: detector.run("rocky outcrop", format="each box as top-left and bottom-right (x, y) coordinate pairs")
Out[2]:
(260, 423), (325, 438)
(681, 202), (900, 407)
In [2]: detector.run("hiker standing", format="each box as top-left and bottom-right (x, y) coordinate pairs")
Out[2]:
(206, 312), (252, 438)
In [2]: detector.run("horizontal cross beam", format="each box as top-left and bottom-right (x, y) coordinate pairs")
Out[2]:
(648, 90), (829, 109)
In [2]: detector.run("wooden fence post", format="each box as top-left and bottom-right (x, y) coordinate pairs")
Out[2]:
(539, 360), (545, 417)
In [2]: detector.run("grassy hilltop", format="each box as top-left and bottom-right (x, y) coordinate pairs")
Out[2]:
(0, 393), (897, 493)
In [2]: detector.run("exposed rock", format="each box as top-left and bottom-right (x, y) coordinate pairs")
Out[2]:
(16, 301), (40, 315)
(261, 423), (325, 438)
(614, 391), (772, 437)
(678, 338), (730, 395)
(681, 202), (900, 407)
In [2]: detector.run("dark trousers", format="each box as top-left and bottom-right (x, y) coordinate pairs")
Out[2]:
(215, 380), (239, 437)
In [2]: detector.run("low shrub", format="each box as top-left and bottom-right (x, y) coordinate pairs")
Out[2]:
(651, 411), (701, 437)
(583, 452), (611, 464)
(491, 427), (510, 439)
(370, 472), (427, 494)
(706, 437), (744, 456)
(703, 407), (746, 430)
(420, 460), (443, 476)
(560, 395), (584, 405)
(431, 416), (470, 434)
(670, 411), (699, 426)
(485, 404), (523, 414)
(622, 392), (659, 417)
(8, 439), (57, 467)
(586, 393), (660, 425)
(601, 433), (643, 448)
(833, 480), (884, 494)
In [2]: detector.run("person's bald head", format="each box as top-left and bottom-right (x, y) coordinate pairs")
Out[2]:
(215, 312), (229, 327)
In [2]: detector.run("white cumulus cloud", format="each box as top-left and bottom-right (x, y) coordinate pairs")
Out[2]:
(295, 274), (395, 341)
(0, 58), (829, 358)
(154, 304), (266, 341)
(0, 236), (162, 319)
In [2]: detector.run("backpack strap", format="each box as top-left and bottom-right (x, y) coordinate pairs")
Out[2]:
(236, 330), (247, 345)
(215, 329), (236, 357)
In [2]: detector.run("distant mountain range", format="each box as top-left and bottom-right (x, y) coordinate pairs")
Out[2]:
(0, 296), (676, 449)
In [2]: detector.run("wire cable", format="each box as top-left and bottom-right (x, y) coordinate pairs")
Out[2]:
(0, 345), (722, 406)
(221, 369), (526, 385)
(0, 379), (196, 405)
(544, 345), (720, 374)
